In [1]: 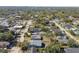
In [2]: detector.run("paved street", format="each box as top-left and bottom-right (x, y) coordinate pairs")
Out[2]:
(53, 21), (79, 44)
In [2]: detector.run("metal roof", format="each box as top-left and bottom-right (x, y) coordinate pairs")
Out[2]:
(31, 28), (41, 33)
(64, 48), (79, 53)
(30, 40), (42, 47)
(32, 35), (41, 40)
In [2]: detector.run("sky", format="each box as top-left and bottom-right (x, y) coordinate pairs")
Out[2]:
(0, 0), (78, 6)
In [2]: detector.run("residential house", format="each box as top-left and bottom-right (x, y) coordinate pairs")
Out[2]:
(64, 48), (79, 53)
(72, 19), (79, 25)
(32, 35), (42, 40)
(72, 29), (79, 35)
(0, 42), (9, 48)
(13, 25), (23, 29)
(30, 40), (42, 48)
(57, 36), (68, 44)
(64, 24), (73, 30)
(0, 19), (9, 27)
(31, 28), (41, 33)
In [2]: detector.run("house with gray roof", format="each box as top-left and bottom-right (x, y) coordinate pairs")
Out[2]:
(0, 19), (9, 27)
(64, 48), (79, 53)
(64, 24), (73, 30)
(30, 40), (42, 48)
(31, 28), (41, 33)
(72, 29), (79, 35)
(0, 41), (10, 48)
(32, 34), (42, 40)
(57, 36), (68, 44)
